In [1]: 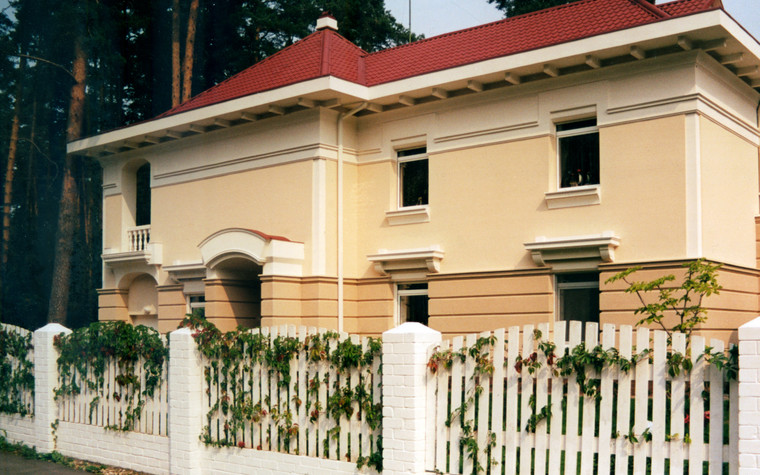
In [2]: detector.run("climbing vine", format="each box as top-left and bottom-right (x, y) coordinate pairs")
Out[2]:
(428, 324), (738, 473)
(180, 314), (383, 471)
(0, 325), (34, 416)
(53, 321), (168, 431)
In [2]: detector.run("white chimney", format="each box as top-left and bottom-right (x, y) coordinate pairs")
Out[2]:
(316, 13), (338, 31)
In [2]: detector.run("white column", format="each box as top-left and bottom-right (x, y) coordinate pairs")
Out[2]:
(738, 317), (760, 474)
(33, 323), (71, 453)
(381, 322), (441, 475)
(168, 327), (204, 475)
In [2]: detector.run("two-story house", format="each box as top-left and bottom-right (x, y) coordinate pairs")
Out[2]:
(68, 0), (760, 341)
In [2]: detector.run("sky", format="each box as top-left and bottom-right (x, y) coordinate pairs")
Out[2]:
(386, 0), (760, 41)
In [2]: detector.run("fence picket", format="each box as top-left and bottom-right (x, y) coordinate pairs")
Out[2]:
(360, 337), (371, 463)
(548, 321), (566, 474)
(534, 323), (549, 475)
(709, 338), (725, 474)
(597, 324), (615, 475)
(519, 325), (534, 475)
(434, 339), (450, 473)
(260, 327), (271, 451)
(449, 336), (464, 473)
(349, 334), (361, 462)
(563, 321), (582, 475)
(579, 322), (599, 475)
(651, 330), (667, 474)
(504, 326), (519, 475)
(729, 371), (738, 475)
(305, 327), (317, 457)
(463, 333), (477, 475)
(491, 328), (505, 475)
(670, 332), (687, 474)
(251, 328), (263, 450)
(633, 327), (650, 474)
(316, 328), (328, 458)
(475, 331), (491, 474)
(689, 336), (706, 474)
(614, 325), (633, 474)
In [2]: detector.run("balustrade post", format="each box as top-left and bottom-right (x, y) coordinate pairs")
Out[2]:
(381, 322), (441, 475)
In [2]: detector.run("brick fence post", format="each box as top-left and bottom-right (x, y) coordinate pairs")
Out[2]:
(168, 327), (204, 474)
(33, 323), (71, 453)
(739, 316), (760, 474)
(381, 322), (441, 475)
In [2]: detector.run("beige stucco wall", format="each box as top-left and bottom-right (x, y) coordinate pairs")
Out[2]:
(700, 115), (759, 268)
(151, 160), (315, 277)
(351, 115), (689, 277)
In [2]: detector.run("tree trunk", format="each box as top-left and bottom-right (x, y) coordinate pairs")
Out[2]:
(172, 0), (181, 107)
(0, 58), (27, 322)
(181, 0), (199, 103)
(47, 37), (87, 325)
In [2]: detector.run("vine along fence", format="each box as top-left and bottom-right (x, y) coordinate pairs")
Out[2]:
(0, 323), (34, 416)
(200, 325), (382, 467)
(57, 335), (169, 436)
(426, 321), (738, 475)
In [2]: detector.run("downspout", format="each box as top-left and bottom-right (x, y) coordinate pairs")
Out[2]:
(336, 102), (368, 332)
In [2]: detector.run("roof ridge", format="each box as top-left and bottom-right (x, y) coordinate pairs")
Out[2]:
(631, 0), (670, 18)
(365, 0), (656, 59)
(159, 30), (329, 117)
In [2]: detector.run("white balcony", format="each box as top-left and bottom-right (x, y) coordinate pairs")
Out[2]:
(102, 225), (161, 266)
(127, 225), (151, 252)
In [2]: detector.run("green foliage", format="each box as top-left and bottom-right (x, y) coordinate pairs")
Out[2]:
(53, 321), (168, 432)
(0, 325), (34, 416)
(605, 259), (722, 343)
(180, 315), (383, 471)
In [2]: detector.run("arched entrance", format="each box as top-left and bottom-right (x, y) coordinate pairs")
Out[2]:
(205, 254), (263, 330)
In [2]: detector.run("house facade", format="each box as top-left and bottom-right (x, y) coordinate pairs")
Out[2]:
(68, 0), (760, 341)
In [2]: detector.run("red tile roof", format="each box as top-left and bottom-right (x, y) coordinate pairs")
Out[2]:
(161, 0), (720, 117)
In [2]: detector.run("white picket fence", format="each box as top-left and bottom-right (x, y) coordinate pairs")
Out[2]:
(57, 335), (169, 436)
(0, 323), (34, 416)
(201, 325), (382, 465)
(426, 321), (738, 475)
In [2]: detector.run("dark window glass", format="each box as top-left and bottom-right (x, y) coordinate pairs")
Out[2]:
(558, 120), (599, 188)
(558, 273), (599, 333)
(135, 163), (151, 226)
(399, 283), (428, 325)
(400, 159), (428, 207)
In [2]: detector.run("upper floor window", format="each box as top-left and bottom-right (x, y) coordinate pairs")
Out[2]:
(557, 119), (599, 189)
(398, 147), (428, 208)
(135, 162), (151, 226)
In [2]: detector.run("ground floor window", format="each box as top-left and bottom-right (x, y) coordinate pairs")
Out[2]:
(397, 283), (428, 326)
(188, 294), (206, 318)
(557, 272), (599, 331)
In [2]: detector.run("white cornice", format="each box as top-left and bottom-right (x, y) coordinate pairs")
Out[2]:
(524, 232), (620, 270)
(69, 9), (759, 156)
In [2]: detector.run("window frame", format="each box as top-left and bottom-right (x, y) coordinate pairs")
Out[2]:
(556, 118), (600, 191)
(397, 146), (429, 209)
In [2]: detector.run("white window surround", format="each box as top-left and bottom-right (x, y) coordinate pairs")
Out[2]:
(524, 232), (619, 271)
(367, 246), (443, 282)
(544, 185), (601, 209)
(385, 205), (430, 225)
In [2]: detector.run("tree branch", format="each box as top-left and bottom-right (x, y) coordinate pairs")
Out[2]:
(13, 54), (77, 81)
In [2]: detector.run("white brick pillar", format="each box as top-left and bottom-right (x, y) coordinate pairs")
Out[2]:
(381, 322), (441, 475)
(33, 323), (71, 453)
(168, 328), (204, 474)
(739, 317), (760, 474)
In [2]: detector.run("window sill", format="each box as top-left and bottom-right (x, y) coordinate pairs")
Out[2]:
(385, 206), (430, 226)
(545, 185), (600, 209)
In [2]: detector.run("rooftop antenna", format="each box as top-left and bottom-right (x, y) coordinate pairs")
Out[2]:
(408, 0), (412, 43)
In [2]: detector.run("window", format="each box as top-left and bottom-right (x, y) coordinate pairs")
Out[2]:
(397, 283), (428, 326)
(188, 295), (206, 318)
(398, 147), (428, 208)
(557, 273), (599, 333)
(135, 162), (151, 226)
(557, 119), (599, 189)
